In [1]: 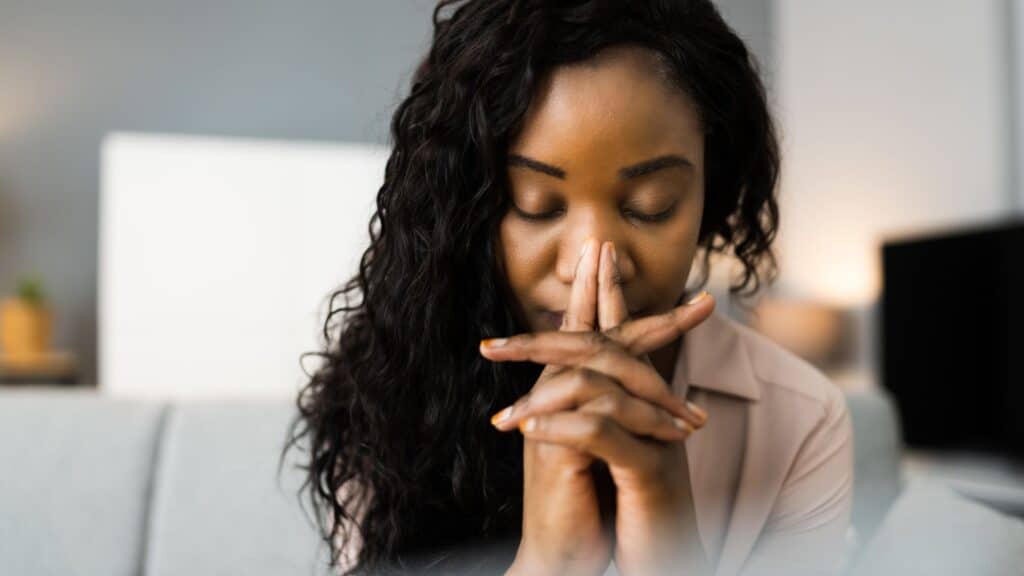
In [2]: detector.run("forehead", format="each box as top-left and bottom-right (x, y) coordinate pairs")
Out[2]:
(511, 46), (704, 176)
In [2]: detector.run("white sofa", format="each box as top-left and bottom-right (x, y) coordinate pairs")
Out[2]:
(1, 387), (1020, 575)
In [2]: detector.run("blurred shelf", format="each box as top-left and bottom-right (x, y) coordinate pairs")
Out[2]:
(0, 351), (79, 385)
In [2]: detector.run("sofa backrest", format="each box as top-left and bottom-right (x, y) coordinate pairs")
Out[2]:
(143, 399), (330, 576)
(0, 389), (165, 576)
(0, 387), (903, 575)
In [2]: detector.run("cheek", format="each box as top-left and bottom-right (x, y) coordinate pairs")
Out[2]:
(639, 240), (694, 288)
(635, 209), (703, 303)
(498, 215), (550, 298)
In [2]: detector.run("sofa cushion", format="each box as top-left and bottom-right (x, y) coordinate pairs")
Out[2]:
(144, 400), (330, 576)
(850, 479), (1024, 576)
(0, 388), (165, 576)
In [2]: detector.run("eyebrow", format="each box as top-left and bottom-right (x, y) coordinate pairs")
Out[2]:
(507, 153), (693, 180)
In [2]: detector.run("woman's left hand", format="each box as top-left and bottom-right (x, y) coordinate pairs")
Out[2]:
(481, 241), (714, 576)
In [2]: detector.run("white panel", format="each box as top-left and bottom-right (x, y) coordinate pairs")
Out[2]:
(99, 133), (388, 399)
(775, 0), (1011, 305)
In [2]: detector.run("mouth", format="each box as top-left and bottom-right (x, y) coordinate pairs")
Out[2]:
(541, 310), (564, 329)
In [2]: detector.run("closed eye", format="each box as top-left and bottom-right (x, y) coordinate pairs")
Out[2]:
(511, 203), (677, 224)
(622, 203), (677, 223)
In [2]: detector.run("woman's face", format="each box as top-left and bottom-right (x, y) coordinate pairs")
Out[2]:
(500, 46), (706, 332)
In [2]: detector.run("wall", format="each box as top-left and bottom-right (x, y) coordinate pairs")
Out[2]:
(0, 0), (438, 384)
(774, 0), (1014, 379)
(774, 0), (1013, 305)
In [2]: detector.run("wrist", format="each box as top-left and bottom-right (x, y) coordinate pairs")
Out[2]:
(506, 545), (555, 576)
(615, 486), (707, 576)
(507, 542), (608, 576)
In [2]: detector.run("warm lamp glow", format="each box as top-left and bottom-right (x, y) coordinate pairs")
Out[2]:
(750, 298), (847, 368)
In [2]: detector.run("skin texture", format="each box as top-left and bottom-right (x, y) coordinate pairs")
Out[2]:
(490, 46), (715, 575)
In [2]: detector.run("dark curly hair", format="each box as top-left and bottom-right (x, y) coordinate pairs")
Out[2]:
(284, 0), (779, 573)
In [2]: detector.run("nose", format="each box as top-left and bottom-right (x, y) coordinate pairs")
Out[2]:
(555, 210), (633, 284)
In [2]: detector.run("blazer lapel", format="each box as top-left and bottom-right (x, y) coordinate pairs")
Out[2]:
(673, 312), (791, 576)
(712, 400), (790, 576)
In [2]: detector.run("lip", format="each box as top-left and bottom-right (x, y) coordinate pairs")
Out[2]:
(542, 310), (564, 329)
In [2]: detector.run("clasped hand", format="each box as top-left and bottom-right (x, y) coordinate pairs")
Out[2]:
(481, 237), (715, 576)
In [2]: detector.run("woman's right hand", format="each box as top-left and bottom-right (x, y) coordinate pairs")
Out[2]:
(504, 238), (613, 576)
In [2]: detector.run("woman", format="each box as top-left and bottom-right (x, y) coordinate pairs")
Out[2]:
(288, 1), (853, 574)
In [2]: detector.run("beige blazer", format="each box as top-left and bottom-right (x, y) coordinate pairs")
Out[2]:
(670, 311), (854, 576)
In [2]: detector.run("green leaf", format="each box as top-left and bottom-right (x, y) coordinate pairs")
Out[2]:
(16, 277), (46, 305)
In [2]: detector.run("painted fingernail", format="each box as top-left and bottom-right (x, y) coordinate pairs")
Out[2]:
(686, 290), (708, 305)
(490, 406), (513, 426)
(686, 401), (708, 422)
(673, 417), (693, 432)
(519, 417), (537, 433)
(480, 338), (508, 349)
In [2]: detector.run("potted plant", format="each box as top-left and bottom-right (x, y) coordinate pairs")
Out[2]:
(1, 277), (52, 360)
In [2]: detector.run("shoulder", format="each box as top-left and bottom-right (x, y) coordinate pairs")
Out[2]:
(711, 313), (854, 506)
(716, 312), (849, 427)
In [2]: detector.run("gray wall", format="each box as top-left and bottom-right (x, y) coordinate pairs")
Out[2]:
(0, 0), (770, 386)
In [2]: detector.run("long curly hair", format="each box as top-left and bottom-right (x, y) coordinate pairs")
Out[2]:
(285, 1), (779, 573)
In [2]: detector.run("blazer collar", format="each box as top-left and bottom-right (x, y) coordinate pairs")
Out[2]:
(674, 311), (762, 402)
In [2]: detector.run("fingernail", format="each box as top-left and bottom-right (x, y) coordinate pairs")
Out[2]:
(490, 406), (513, 426)
(610, 243), (618, 266)
(686, 290), (708, 305)
(673, 417), (693, 432)
(519, 417), (536, 433)
(686, 401), (708, 422)
(481, 338), (508, 349)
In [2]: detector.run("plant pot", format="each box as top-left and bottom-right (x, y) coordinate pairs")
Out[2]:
(0, 298), (52, 359)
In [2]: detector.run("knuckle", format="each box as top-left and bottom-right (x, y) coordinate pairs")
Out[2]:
(596, 393), (625, 417)
(567, 369), (591, 396)
(533, 368), (559, 391)
(658, 405), (677, 425)
(669, 307), (689, 333)
(530, 415), (545, 432)
(581, 416), (610, 444)
(583, 331), (609, 349)
(603, 325), (624, 342)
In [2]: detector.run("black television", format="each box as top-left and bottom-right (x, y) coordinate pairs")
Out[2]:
(881, 219), (1024, 461)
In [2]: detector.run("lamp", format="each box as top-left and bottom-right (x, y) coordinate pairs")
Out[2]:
(749, 297), (850, 370)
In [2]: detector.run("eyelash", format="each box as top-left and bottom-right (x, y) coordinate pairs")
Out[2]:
(511, 203), (677, 224)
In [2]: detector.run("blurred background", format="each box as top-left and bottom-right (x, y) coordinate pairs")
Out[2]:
(2, 1), (1023, 575)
